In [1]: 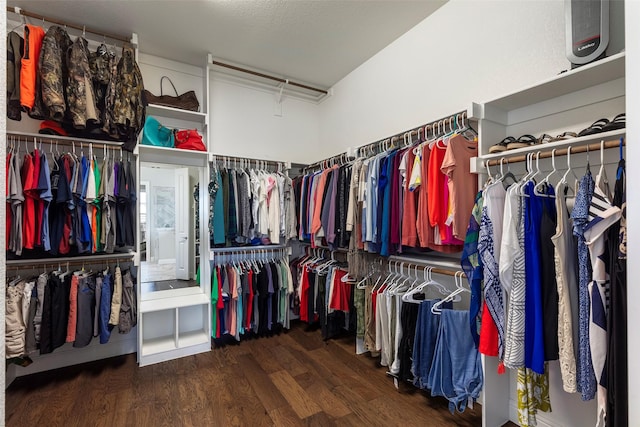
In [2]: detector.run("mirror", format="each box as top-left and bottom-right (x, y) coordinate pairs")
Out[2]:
(140, 162), (203, 298)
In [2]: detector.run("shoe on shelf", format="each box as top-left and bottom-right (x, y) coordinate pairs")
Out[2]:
(601, 113), (625, 132)
(506, 134), (538, 150)
(550, 131), (578, 142)
(578, 118), (609, 137)
(488, 136), (516, 153)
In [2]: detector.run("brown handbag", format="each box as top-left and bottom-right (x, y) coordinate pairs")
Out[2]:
(143, 76), (200, 112)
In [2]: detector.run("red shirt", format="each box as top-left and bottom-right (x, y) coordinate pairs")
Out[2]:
(21, 153), (36, 249)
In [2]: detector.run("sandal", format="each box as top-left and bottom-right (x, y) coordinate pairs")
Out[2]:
(601, 113), (625, 132)
(550, 131), (578, 142)
(489, 136), (516, 153)
(578, 118), (609, 137)
(506, 134), (538, 150)
(538, 134), (553, 144)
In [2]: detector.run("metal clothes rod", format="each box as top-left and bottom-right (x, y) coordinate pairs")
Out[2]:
(6, 252), (135, 267)
(6, 6), (131, 45)
(211, 245), (288, 254)
(387, 255), (462, 276)
(303, 151), (349, 173)
(484, 138), (625, 167)
(356, 110), (471, 158)
(211, 60), (328, 95)
(211, 154), (286, 169)
(8, 131), (125, 149)
(7, 132), (126, 152)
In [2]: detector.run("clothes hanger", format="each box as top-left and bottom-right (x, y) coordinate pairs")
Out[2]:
(431, 271), (469, 314)
(498, 158), (518, 187)
(557, 146), (578, 197)
(597, 139), (610, 190)
(10, 13), (26, 33)
(534, 149), (557, 197)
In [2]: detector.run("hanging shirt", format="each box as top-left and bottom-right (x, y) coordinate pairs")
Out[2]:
(571, 170), (597, 401)
(86, 155), (97, 253)
(401, 149), (418, 247)
(39, 152), (53, 251)
(22, 153), (37, 250)
(440, 135), (479, 240)
(551, 182), (578, 393)
(584, 171), (621, 426)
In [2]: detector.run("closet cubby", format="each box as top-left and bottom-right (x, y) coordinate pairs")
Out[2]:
(178, 305), (210, 348)
(139, 294), (210, 366)
(472, 51), (626, 427)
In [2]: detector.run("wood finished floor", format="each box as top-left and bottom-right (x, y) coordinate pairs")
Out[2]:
(6, 322), (484, 427)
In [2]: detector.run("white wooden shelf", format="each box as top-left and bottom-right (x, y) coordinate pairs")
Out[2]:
(146, 103), (207, 124)
(179, 330), (209, 347)
(141, 335), (177, 356)
(485, 52), (625, 111)
(140, 293), (210, 313)
(138, 144), (209, 158)
(472, 128), (626, 171)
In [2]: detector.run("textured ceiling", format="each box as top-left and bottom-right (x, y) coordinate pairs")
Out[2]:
(8, 0), (447, 88)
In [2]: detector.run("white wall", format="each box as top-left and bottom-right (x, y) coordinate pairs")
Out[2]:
(210, 75), (320, 164)
(319, 0), (625, 158)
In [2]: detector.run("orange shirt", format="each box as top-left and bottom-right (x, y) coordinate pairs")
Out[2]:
(66, 275), (79, 343)
(20, 25), (45, 110)
(441, 135), (478, 240)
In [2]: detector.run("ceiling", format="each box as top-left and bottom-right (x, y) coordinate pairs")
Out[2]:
(9, 0), (447, 89)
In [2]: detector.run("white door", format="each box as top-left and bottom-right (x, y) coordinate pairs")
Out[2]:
(175, 168), (190, 280)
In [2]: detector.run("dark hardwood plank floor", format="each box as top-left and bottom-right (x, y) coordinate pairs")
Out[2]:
(6, 322), (483, 426)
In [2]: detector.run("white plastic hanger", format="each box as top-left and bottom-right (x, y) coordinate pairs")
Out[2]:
(534, 149), (557, 197)
(431, 272), (470, 314)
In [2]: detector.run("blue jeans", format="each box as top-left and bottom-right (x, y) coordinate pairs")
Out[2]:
(428, 309), (483, 413)
(412, 299), (451, 390)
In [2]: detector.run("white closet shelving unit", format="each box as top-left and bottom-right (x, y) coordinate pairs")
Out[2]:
(135, 54), (213, 366)
(3, 15), (142, 381)
(471, 51), (625, 427)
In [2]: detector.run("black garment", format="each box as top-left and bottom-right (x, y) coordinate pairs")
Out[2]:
(398, 302), (420, 382)
(73, 275), (96, 348)
(307, 270), (317, 325)
(316, 273), (328, 337)
(301, 177), (310, 237)
(269, 263), (282, 333)
(116, 160), (127, 247)
(606, 159), (626, 427)
(539, 185), (559, 361)
(51, 273), (71, 349)
(336, 165), (351, 249)
(227, 170), (238, 242)
(221, 170), (229, 240)
(125, 160), (136, 246)
(293, 177), (302, 236)
(7, 31), (24, 121)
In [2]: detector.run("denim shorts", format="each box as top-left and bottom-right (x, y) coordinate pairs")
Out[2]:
(428, 309), (483, 414)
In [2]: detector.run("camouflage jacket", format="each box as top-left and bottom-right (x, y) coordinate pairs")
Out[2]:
(113, 47), (145, 149)
(39, 26), (72, 121)
(89, 45), (116, 127)
(67, 36), (99, 128)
